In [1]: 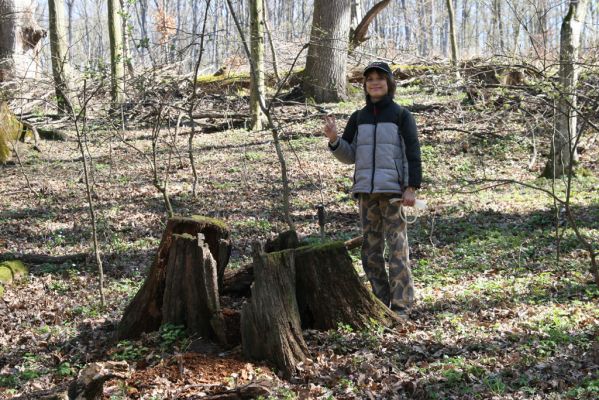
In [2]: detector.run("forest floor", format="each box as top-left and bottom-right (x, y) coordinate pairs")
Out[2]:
(1, 70), (598, 399)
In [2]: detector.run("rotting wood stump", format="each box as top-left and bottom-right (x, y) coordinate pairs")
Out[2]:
(294, 241), (399, 330)
(162, 233), (227, 345)
(240, 240), (399, 377)
(117, 216), (231, 340)
(240, 250), (309, 379)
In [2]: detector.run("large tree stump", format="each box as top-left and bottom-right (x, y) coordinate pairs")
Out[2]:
(162, 233), (226, 344)
(117, 216), (230, 340)
(240, 251), (308, 378)
(293, 241), (399, 330)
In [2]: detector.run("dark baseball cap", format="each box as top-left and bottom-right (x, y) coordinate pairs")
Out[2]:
(363, 61), (392, 76)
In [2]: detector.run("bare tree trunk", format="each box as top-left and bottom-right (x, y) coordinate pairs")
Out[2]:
(263, 3), (280, 81)
(401, 0), (410, 49)
(188, 0), (211, 197)
(497, 0), (505, 52)
(304, 0), (350, 103)
(446, 0), (459, 77)
(250, 0), (266, 130)
(226, 0), (297, 231)
(350, 0), (362, 32)
(531, 0), (549, 61)
(0, 0), (45, 81)
(460, 0), (469, 55)
(48, 0), (72, 112)
(120, 0), (135, 78)
(65, 0), (74, 55)
(108, 0), (125, 105)
(135, 0), (150, 65)
(543, 0), (589, 178)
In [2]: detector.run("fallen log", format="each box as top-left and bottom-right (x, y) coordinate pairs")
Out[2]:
(344, 236), (363, 250)
(0, 252), (87, 264)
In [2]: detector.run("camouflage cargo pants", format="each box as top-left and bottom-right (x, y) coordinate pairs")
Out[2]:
(359, 193), (414, 312)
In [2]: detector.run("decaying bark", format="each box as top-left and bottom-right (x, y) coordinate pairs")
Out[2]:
(241, 240), (399, 376)
(117, 216), (231, 340)
(67, 361), (130, 400)
(240, 250), (309, 378)
(162, 233), (227, 344)
(294, 241), (399, 330)
(0, 0), (46, 81)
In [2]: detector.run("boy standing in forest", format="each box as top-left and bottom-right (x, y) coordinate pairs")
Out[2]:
(323, 61), (422, 317)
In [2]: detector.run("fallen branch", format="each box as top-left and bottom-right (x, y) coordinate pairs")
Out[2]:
(0, 252), (88, 264)
(344, 236), (363, 250)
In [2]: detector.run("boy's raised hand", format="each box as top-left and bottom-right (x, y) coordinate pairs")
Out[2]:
(323, 114), (338, 143)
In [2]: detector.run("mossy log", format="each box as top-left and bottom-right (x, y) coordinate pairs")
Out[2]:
(0, 260), (28, 297)
(162, 233), (227, 344)
(0, 260), (28, 282)
(0, 102), (41, 163)
(294, 241), (399, 330)
(117, 216), (231, 340)
(240, 250), (308, 378)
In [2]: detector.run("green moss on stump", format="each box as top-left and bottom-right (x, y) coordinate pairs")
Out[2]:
(190, 215), (229, 231)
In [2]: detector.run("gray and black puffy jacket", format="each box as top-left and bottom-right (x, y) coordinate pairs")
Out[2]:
(329, 95), (422, 194)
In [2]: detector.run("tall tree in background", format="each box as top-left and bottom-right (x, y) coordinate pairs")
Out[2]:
(108, 0), (125, 105)
(349, 0), (391, 52)
(543, 0), (589, 178)
(250, 0), (266, 130)
(48, 0), (72, 112)
(350, 0), (362, 33)
(491, 0), (505, 53)
(446, 0), (459, 75)
(0, 0), (45, 81)
(304, 0), (351, 103)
